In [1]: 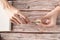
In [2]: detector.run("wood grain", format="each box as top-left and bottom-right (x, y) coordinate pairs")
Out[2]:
(0, 33), (60, 40)
(11, 24), (60, 32)
(13, 0), (60, 10)
(0, 0), (60, 40)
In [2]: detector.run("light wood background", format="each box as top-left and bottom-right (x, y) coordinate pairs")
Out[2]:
(0, 0), (60, 40)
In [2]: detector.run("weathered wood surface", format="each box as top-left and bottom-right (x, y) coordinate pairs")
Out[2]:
(0, 24), (60, 32)
(13, 0), (60, 10)
(0, 0), (60, 40)
(0, 33), (60, 40)
(11, 24), (60, 32)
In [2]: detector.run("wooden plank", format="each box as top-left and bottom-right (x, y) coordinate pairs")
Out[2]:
(13, 0), (60, 10)
(27, 0), (59, 10)
(21, 10), (48, 17)
(0, 1), (60, 40)
(58, 0), (60, 6)
(10, 24), (60, 32)
(13, 1), (29, 9)
(0, 33), (60, 40)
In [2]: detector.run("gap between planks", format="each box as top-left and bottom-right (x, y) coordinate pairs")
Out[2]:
(0, 32), (60, 34)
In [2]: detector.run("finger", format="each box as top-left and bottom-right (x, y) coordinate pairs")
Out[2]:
(19, 16), (27, 24)
(14, 14), (26, 24)
(19, 14), (30, 23)
(17, 11), (30, 23)
(41, 18), (50, 25)
(23, 17), (30, 23)
(10, 18), (20, 25)
(12, 16), (21, 24)
(10, 19), (17, 25)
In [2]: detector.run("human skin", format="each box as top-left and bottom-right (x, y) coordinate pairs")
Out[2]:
(0, 0), (30, 25)
(40, 6), (60, 27)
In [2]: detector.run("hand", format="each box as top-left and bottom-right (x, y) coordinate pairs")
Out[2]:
(1, 0), (30, 25)
(39, 6), (60, 27)
(10, 11), (30, 25)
